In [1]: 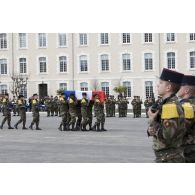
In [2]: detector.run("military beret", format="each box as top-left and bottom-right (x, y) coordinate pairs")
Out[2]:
(82, 92), (87, 96)
(33, 93), (38, 96)
(4, 93), (9, 96)
(18, 94), (24, 98)
(181, 75), (195, 86)
(160, 68), (184, 84)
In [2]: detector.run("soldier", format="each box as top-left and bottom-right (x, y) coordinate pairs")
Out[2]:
(75, 100), (82, 131)
(0, 93), (14, 129)
(54, 96), (59, 116)
(44, 96), (51, 117)
(177, 75), (195, 162)
(116, 95), (123, 117)
(123, 96), (129, 117)
(131, 96), (137, 118)
(58, 93), (69, 131)
(50, 96), (55, 116)
(110, 95), (116, 117)
(11, 96), (17, 116)
(68, 93), (77, 131)
(80, 92), (89, 131)
(137, 96), (142, 117)
(92, 94), (106, 131)
(0, 96), (3, 113)
(147, 68), (186, 163)
(87, 99), (94, 130)
(14, 95), (28, 129)
(29, 93), (42, 130)
(105, 95), (111, 117)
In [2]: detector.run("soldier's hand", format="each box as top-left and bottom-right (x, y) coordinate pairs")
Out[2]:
(147, 108), (159, 120)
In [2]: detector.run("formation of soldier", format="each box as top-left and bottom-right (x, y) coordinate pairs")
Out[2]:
(0, 92), (107, 132)
(147, 68), (195, 163)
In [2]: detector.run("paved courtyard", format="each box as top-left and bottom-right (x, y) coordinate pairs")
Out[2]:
(0, 113), (154, 163)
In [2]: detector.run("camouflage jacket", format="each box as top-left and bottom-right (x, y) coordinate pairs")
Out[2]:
(17, 99), (26, 111)
(32, 99), (39, 113)
(180, 97), (195, 145)
(148, 95), (186, 151)
(59, 97), (68, 113)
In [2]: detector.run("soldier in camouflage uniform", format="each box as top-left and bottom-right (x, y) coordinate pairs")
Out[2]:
(11, 96), (17, 116)
(177, 75), (195, 162)
(50, 96), (55, 116)
(123, 96), (129, 117)
(144, 97), (153, 118)
(131, 96), (138, 118)
(116, 95), (123, 117)
(80, 92), (89, 131)
(68, 94), (77, 131)
(137, 96), (142, 117)
(92, 94), (106, 131)
(147, 68), (186, 163)
(105, 96), (111, 117)
(29, 94), (42, 130)
(14, 95), (28, 130)
(58, 93), (69, 131)
(87, 100), (94, 130)
(44, 96), (51, 117)
(110, 95), (116, 117)
(0, 93), (14, 129)
(54, 96), (59, 116)
(0, 96), (3, 113)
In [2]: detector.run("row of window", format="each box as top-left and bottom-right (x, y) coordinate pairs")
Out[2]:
(1, 51), (195, 75)
(0, 81), (154, 99)
(1, 33), (195, 49)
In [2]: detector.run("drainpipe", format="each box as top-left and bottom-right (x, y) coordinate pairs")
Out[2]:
(71, 33), (75, 90)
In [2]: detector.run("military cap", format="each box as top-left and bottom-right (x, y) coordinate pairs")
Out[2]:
(181, 75), (195, 86)
(82, 92), (87, 96)
(160, 68), (184, 84)
(33, 93), (38, 96)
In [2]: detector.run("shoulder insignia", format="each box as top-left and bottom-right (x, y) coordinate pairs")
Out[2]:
(161, 103), (179, 119)
(95, 99), (100, 103)
(18, 100), (22, 105)
(81, 99), (86, 103)
(3, 98), (6, 103)
(32, 100), (37, 104)
(69, 98), (74, 104)
(182, 102), (195, 119)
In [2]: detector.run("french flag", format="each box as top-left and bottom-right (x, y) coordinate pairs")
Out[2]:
(64, 90), (106, 102)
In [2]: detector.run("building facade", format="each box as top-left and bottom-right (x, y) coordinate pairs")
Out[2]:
(0, 33), (195, 100)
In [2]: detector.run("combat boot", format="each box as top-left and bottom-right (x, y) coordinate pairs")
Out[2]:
(36, 127), (42, 130)
(82, 124), (87, 131)
(22, 127), (28, 130)
(29, 123), (33, 130)
(89, 123), (93, 131)
(96, 124), (101, 132)
(92, 124), (96, 131)
(101, 123), (107, 131)
(0, 124), (3, 129)
(14, 123), (18, 129)
(71, 123), (75, 131)
(58, 124), (62, 131)
(8, 126), (14, 129)
(63, 123), (67, 131)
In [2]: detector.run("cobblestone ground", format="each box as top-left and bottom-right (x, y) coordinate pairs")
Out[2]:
(0, 112), (154, 163)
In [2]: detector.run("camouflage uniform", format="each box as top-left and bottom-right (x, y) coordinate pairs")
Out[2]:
(116, 96), (123, 117)
(148, 95), (186, 163)
(58, 95), (69, 131)
(131, 97), (138, 118)
(105, 97), (111, 117)
(181, 97), (195, 162)
(87, 100), (94, 130)
(68, 95), (77, 130)
(81, 94), (89, 131)
(29, 94), (42, 130)
(0, 94), (14, 129)
(137, 97), (142, 117)
(54, 96), (59, 116)
(44, 96), (51, 117)
(14, 95), (27, 129)
(11, 96), (17, 116)
(50, 96), (55, 116)
(123, 97), (129, 117)
(110, 96), (116, 117)
(93, 96), (106, 131)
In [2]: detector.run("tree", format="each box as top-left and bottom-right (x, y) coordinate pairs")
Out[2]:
(113, 86), (127, 97)
(56, 89), (65, 95)
(10, 75), (28, 97)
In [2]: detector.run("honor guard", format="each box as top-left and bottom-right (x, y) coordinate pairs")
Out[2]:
(14, 95), (28, 129)
(147, 68), (186, 163)
(177, 75), (195, 162)
(29, 94), (42, 130)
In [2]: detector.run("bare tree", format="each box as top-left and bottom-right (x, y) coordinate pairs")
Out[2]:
(10, 74), (28, 97)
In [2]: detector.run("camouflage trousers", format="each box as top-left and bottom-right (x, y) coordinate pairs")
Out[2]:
(16, 110), (26, 127)
(184, 144), (195, 163)
(31, 112), (40, 126)
(154, 148), (185, 163)
(1, 112), (11, 127)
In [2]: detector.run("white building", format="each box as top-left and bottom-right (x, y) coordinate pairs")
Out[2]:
(0, 33), (195, 100)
